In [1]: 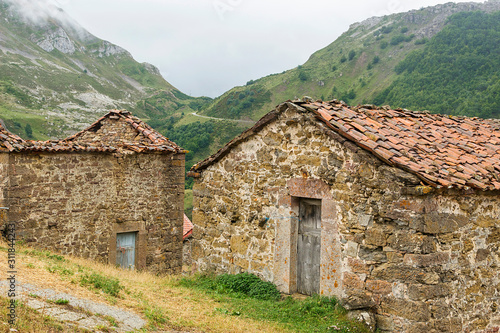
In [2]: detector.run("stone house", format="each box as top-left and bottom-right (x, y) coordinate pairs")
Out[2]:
(188, 100), (500, 332)
(0, 110), (185, 274)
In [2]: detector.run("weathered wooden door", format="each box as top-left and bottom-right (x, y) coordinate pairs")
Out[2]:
(116, 232), (136, 269)
(297, 198), (321, 295)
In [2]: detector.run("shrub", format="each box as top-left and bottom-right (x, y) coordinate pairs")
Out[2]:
(380, 25), (394, 34)
(415, 37), (428, 45)
(348, 50), (356, 61)
(298, 70), (309, 82)
(215, 273), (281, 301)
(390, 34), (406, 45)
(25, 124), (33, 139)
(380, 41), (388, 49)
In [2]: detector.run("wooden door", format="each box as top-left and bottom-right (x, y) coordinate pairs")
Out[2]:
(116, 232), (136, 269)
(297, 198), (321, 295)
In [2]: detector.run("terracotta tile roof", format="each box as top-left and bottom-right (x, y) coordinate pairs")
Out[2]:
(0, 126), (26, 151)
(190, 100), (500, 191)
(0, 110), (186, 154)
(183, 214), (193, 240)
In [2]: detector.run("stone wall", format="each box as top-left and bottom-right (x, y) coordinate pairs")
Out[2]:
(5, 151), (184, 274)
(191, 103), (500, 332)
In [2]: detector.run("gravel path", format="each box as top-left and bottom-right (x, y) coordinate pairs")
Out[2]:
(191, 112), (256, 124)
(0, 281), (145, 332)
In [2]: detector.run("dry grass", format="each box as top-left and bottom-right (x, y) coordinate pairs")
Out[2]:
(0, 241), (290, 333)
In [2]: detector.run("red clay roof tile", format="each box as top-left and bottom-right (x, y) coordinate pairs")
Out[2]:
(191, 100), (500, 191)
(0, 110), (185, 154)
(183, 214), (194, 240)
(297, 100), (500, 191)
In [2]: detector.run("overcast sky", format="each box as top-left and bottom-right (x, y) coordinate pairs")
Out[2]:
(47, 0), (486, 98)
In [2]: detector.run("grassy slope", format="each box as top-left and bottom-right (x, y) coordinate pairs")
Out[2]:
(0, 242), (370, 332)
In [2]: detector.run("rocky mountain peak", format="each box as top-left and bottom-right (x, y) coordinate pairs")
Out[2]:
(30, 27), (76, 54)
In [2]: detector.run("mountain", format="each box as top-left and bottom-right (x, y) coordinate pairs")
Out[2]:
(0, 0), (205, 139)
(199, 0), (500, 121)
(373, 10), (500, 119)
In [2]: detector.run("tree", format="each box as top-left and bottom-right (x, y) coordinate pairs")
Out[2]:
(298, 71), (309, 82)
(348, 50), (356, 61)
(25, 123), (33, 139)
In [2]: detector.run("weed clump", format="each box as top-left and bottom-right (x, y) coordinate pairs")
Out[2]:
(144, 305), (169, 326)
(215, 272), (281, 301)
(181, 272), (281, 301)
(53, 299), (69, 305)
(80, 272), (123, 297)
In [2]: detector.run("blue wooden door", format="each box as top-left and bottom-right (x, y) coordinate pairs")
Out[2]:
(116, 232), (136, 269)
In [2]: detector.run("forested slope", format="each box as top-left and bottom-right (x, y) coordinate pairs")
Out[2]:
(374, 11), (500, 118)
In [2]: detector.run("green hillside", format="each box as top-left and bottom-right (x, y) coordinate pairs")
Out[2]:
(374, 11), (500, 118)
(0, 0), (208, 139)
(199, 1), (500, 121)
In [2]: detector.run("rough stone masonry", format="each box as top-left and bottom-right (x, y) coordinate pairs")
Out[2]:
(189, 100), (500, 333)
(0, 110), (185, 274)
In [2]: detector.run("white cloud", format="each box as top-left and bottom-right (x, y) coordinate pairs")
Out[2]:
(5, 0), (66, 25)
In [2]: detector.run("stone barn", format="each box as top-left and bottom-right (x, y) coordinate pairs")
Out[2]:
(188, 100), (500, 332)
(0, 110), (185, 274)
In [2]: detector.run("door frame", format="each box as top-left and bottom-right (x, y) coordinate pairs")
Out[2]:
(109, 221), (147, 270)
(274, 178), (342, 297)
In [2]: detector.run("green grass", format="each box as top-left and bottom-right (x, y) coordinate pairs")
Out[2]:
(178, 274), (371, 333)
(46, 264), (74, 276)
(175, 112), (213, 126)
(53, 299), (70, 305)
(144, 304), (169, 328)
(0, 103), (51, 140)
(212, 273), (281, 301)
(80, 272), (123, 297)
(22, 248), (65, 261)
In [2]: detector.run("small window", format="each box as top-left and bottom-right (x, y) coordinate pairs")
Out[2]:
(116, 232), (137, 269)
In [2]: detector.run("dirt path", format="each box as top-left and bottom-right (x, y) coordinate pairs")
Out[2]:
(191, 112), (256, 125)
